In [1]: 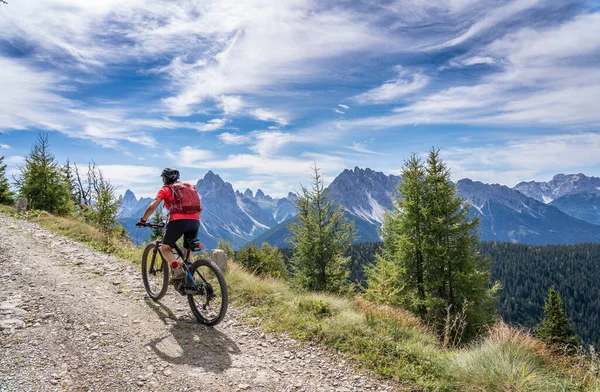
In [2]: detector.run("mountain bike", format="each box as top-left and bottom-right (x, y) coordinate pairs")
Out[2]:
(138, 222), (228, 326)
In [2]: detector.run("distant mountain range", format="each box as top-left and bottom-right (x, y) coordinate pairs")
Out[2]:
(119, 170), (600, 249)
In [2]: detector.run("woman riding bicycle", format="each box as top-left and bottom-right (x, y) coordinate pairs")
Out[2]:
(137, 168), (202, 294)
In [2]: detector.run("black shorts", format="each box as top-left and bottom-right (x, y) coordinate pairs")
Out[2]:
(162, 219), (200, 249)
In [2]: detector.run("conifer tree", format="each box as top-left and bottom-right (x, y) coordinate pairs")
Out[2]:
(535, 288), (580, 354)
(0, 156), (14, 205)
(288, 165), (356, 293)
(365, 149), (497, 342)
(15, 134), (72, 214)
(421, 149), (497, 337)
(87, 167), (121, 237)
(365, 154), (426, 312)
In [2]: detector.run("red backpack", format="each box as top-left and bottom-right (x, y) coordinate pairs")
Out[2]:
(167, 182), (202, 214)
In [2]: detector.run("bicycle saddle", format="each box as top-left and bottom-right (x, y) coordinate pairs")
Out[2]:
(185, 238), (204, 252)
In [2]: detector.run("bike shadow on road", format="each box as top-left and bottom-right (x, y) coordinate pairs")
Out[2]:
(144, 298), (241, 373)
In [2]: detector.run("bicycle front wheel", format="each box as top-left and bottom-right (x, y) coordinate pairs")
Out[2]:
(141, 243), (169, 301)
(187, 258), (228, 326)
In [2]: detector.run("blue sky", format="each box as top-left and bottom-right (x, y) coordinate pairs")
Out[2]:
(1, 0), (599, 197)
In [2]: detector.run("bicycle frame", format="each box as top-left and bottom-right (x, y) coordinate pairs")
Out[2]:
(145, 223), (211, 293)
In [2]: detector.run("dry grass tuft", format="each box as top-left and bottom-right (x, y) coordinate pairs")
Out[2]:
(487, 321), (554, 363)
(353, 296), (428, 333)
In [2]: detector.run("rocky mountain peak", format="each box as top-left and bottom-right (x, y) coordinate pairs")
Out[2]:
(123, 189), (137, 204)
(196, 171), (235, 201)
(244, 189), (254, 198)
(256, 189), (265, 199)
(515, 173), (600, 203)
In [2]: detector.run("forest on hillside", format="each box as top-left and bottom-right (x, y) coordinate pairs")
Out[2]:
(281, 241), (600, 348)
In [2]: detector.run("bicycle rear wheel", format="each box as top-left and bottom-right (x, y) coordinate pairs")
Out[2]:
(141, 243), (169, 301)
(187, 258), (228, 326)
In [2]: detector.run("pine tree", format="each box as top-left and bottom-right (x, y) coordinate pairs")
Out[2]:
(0, 156), (14, 205)
(365, 149), (497, 342)
(535, 288), (580, 354)
(87, 168), (121, 237)
(15, 134), (73, 214)
(365, 154), (426, 312)
(421, 149), (497, 338)
(288, 165), (356, 293)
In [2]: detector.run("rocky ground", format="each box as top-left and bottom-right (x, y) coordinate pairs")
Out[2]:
(0, 214), (400, 392)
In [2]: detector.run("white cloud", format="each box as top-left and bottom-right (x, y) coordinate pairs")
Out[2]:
(336, 13), (600, 129)
(0, 144), (10, 149)
(248, 130), (312, 157)
(218, 132), (250, 145)
(168, 146), (215, 168)
(150, 1), (389, 115)
(129, 117), (226, 132)
(174, 149), (346, 178)
(443, 133), (600, 185)
(219, 95), (245, 115)
(338, 104), (350, 110)
(250, 109), (290, 127)
(354, 67), (429, 104)
(4, 155), (25, 177)
(432, 0), (543, 49)
(333, 108), (345, 114)
(0, 57), (73, 131)
(98, 165), (161, 184)
(345, 142), (384, 156)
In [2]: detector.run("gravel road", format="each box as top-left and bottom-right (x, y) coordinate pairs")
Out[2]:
(0, 214), (400, 392)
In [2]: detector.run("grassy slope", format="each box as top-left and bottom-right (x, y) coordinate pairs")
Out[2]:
(2, 205), (597, 391)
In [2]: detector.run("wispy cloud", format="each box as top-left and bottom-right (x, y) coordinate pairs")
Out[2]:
(443, 132), (600, 185)
(250, 109), (290, 127)
(338, 104), (350, 110)
(218, 132), (250, 145)
(430, 0), (544, 49)
(354, 67), (429, 104)
(345, 142), (384, 156)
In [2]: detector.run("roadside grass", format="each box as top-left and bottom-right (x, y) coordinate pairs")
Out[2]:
(227, 261), (596, 390)
(2, 206), (597, 391)
(0, 206), (142, 264)
(445, 322), (572, 391)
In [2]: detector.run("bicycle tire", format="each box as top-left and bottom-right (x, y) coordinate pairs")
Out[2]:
(187, 258), (228, 326)
(141, 242), (169, 301)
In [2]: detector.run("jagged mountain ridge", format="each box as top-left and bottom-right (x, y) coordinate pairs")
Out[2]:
(327, 167), (400, 225)
(118, 172), (298, 249)
(255, 169), (600, 247)
(514, 173), (600, 203)
(119, 168), (600, 249)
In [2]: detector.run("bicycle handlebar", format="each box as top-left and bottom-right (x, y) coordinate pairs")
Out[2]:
(136, 222), (165, 228)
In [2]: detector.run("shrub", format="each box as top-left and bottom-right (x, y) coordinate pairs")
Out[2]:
(236, 242), (288, 279)
(298, 298), (333, 318)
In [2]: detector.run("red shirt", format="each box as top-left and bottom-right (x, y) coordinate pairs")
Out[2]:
(156, 183), (200, 221)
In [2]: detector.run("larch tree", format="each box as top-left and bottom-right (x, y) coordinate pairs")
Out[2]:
(365, 149), (498, 343)
(0, 156), (14, 205)
(288, 164), (356, 293)
(15, 134), (73, 214)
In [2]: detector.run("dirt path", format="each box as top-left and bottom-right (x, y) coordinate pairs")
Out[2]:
(0, 214), (398, 392)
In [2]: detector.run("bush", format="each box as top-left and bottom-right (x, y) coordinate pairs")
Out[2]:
(236, 242), (288, 279)
(298, 298), (333, 318)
